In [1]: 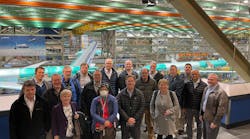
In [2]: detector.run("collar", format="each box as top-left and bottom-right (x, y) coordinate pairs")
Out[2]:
(34, 78), (44, 85)
(105, 68), (112, 73)
(193, 78), (201, 84)
(24, 95), (36, 103)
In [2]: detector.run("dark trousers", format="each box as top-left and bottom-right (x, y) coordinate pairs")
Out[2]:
(121, 122), (141, 139)
(186, 109), (202, 139)
(203, 120), (220, 139)
(93, 127), (116, 139)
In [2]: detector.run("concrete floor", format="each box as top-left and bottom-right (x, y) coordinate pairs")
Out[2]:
(115, 123), (250, 139)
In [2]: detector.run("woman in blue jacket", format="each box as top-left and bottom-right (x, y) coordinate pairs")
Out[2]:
(52, 89), (80, 139)
(90, 83), (118, 139)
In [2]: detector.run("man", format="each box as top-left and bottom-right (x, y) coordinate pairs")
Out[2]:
(74, 63), (93, 90)
(117, 75), (145, 139)
(118, 59), (138, 90)
(101, 58), (119, 96)
(81, 70), (102, 120)
(32, 66), (51, 97)
(200, 74), (228, 139)
(149, 61), (164, 83)
(180, 63), (192, 83)
(165, 65), (185, 135)
(61, 65), (81, 104)
(135, 68), (157, 139)
(43, 74), (64, 139)
(9, 80), (49, 139)
(183, 70), (207, 139)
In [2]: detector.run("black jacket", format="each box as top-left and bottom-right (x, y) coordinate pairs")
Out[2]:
(152, 71), (164, 84)
(183, 79), (207, 110)
(117, 88), (145, 124)
(118, 70), (139, 90)
(101, 68), (119, 96)
(80, 81), (99, 119)
(9, 95), (49, 139)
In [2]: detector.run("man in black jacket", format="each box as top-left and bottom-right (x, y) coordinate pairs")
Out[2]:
(149, 61), (164, 84)
(74, 63), (93, 91)
(183, 70), (207, 139)
(9, 80), (49, 139)
(117, 75), (145, 139)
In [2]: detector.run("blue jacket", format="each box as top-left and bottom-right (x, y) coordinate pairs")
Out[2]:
(51, 102), (78, 137)
(90, 94), (118, 132)
(62, 76), (81, 105)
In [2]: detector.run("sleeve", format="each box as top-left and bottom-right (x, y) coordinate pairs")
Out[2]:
(134, 92), (145, 121)
(182, 83), (188, 109)
(51, 106), (59, 136)
(43, 101), (50, 131)
(117, 93), (129, 121)
(168, 92), (180, 118)
(107, 96), (119, 123)
(150, 91), (156, 119)
(213, 91), (229, 125)
(175, 79), (185, 107)
(90, 98), (106, 124)
(80, 87), (88, 115)
(9, 104), (17, 139)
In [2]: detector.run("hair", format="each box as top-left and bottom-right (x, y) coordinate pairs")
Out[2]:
(105, 58), (113, 64)
(208, 73), (218, 80)
(35, 66), (45, 74)
(63, 65), (71, 71)
(150, 60), (157, 65)
(125, 75), (136, 81)
(60, 89), (72, 97)
(80, 63), (89, 68)
(141, 68), (149, 73)
(158, 79), (169, 86)
(185, 63), (192, 68)
(20, 80), (36, 97)
(51, 74), (61, 81)
(170, 65), (177, 70)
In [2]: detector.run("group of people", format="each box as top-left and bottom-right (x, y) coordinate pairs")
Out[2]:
(9, 58), (229, 139)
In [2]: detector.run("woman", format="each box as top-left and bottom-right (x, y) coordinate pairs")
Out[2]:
(150, 79), (180, 139)
(90, 83), (118, 139)
(52, 89), (80, 139)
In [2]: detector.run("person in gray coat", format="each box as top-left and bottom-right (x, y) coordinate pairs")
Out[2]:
(117, 75), (145, 139)
(200, 73), (228, 139)
(150, 79), (180, 139)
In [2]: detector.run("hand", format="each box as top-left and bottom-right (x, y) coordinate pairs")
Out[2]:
(210, 122), (217, 129)
(199, 116), (203, 122)
(127, 117), (136, 125)
(74, 113), (79, 119)
(164, 110), (172, 116)
(104, 120), (111, 127)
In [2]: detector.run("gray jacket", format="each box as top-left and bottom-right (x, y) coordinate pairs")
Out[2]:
(200, 85), (229, 125)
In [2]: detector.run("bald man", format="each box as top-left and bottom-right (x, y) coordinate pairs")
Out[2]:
(183, 70), (207, 139)
(200, 74), (228, 139)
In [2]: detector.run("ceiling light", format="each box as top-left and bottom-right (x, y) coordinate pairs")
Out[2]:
(243, 0), (248, 4)
(212, 6), (216, 10)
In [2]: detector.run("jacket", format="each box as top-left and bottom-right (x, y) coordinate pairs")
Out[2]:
(135, 76), (157, 108)
(200, 85), (229, 125)
(118, 70), (139, 90)
(80, 81), (99, 119)
(183, 79), (207, 110)
(165, 74), (184, 107)
(101, 68), (119, 96)
(74, 72), (93, 83)
(32, 78), (51, 97)
(117, 88), (145, 124)
(152, 71), (164, 84)
(62, 76), (81, 104)
(51, 102), (78, 137)
(9, 95), (49, 139)
(90, 94), (118, 132)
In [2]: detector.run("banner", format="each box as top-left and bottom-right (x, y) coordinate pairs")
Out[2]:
(0, 36), (45, 56)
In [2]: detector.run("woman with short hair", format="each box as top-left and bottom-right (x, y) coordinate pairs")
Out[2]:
(150, 79), (180, 139)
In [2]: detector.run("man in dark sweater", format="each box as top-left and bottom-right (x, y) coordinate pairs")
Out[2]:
(183, 70), (207, 139)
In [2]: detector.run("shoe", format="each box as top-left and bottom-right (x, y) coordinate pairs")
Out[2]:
(143, 127), (148, 132)
(178, 130), (185, 135)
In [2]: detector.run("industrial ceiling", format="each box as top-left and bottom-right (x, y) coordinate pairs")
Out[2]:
(0, 0), (249, 34)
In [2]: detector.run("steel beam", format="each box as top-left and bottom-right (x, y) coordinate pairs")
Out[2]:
(168, 0), (250, 82)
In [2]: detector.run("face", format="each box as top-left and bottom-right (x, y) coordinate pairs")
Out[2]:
(150, 63), (156, 72)
(80, 65), (88, 74)
(52, 75), (62, 89)
(169, 66), (177, 76)
(126, 76), (135, 90)
(191, 70), (200, 82)
(141, 69), (149, 80)
(63, 67), (72, 80)
(159, 82), (168, 92)
(35, 68), (44, 81)
(185, 65), (192, 74)
(99, 86), (109, 97)
(93, 71), (102, 83)
(60, 92), (72, 105)
(125, 60), (133, 71)
(23, 86), (36, 101)
(207, 74), (218, 87)
(105, 59), (113, 70)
